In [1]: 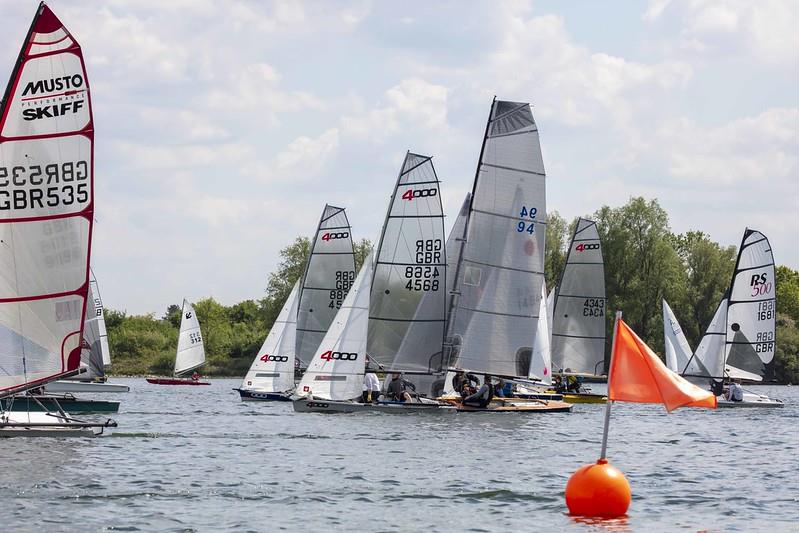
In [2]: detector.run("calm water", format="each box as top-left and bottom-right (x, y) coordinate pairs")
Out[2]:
(1, 378), (797, 532)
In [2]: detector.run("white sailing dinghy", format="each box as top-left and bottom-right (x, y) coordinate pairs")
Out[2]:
(235, 281), (300, 401)
(294, 153), (452, 413)
(443, 99), (571, 413)
(0, 2), (116, 436)
(236, 205), (356, 401)
(548, 218), (607, 402)
(666, 228), (782, 407)
(147, 299), (209, 385)
(46, 270), (129, 393)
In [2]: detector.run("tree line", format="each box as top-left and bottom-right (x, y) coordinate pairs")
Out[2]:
(106, 197), (799, 383)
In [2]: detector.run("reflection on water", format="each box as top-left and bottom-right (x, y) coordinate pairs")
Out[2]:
(0, 379), (797, 531)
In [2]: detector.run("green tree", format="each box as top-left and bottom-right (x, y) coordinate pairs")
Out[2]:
(545, 210), (568, 289)
(354, 238), (373, 272)
(776, 265), (799, 322)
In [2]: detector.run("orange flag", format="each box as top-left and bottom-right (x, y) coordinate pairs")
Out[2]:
(608, 319), (717, 412)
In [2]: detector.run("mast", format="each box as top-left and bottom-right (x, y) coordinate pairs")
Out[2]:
(443, 97), (495, 366)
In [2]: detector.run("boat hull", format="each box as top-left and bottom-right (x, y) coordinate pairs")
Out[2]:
(717, 396), (783, 408)
(45, 381), (130, 393)
(235, 388), (292, 402)
(442, 397), (573, 413)
(0, 412), (113, 437)
(293, 398), (454, 413)
(1, 396), (120, 414)
(146, 378), (210, 385)
(560, 393), (607, 404)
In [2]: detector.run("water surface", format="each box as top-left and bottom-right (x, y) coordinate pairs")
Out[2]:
(2, 379), (797, 532)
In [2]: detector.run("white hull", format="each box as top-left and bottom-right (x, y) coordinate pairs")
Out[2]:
(717, 393), (784, 408)
(293, 398), (454, 413)
(0, 412), (101, 438)
(44, 381), (130, 393)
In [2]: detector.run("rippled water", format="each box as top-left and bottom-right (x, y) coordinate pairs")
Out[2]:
(1, 379), (797, 532)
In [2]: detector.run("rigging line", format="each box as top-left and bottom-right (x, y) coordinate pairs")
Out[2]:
(400, 156), (433, 177)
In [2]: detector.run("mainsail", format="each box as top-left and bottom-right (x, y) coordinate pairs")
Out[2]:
(240, 281), (299, 393)
(725, 229), (775, 381)
(295, 205), (356, 367)
(683, 297), (726, 379)
(447, 99), (546, 377)
(174, 299), (205, 376)
(80, 269), (110, 380)
(0, 3), (94, 396)
(550, 218), (606, 376)
(296, 256), (373, 401)
(368, 152), (445, 373)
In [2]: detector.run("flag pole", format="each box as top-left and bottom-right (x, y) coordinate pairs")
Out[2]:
(599, 310), (622, 460)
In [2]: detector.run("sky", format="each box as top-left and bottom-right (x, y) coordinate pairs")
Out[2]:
(1, 0), (796, 315)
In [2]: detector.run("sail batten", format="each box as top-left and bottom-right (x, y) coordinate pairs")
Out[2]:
(0, 3), (94, 394)
(295, 205), (356, 367)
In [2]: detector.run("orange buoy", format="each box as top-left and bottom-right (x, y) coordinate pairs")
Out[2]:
(565, 459), (631, 518)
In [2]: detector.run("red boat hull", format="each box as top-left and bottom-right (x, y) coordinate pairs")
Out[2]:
(146, 378), (210, 386)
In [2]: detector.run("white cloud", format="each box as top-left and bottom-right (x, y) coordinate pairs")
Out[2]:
(247, 128), (340, 183)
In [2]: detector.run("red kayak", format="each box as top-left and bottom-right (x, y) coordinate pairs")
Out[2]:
(146, 378), (210, 386)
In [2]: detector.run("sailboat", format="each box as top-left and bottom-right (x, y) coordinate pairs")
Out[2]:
(45, 270), (129, 393)
(0, 3), (117, 436)
(664, 228), (782, 407)
(146, 299), (209, 385)
(548, 218), (607, 403)
(442, 98), (571, 413)
(294, 153), (453, 413)
(235, 205), (356, 401)
(235, 281), (299, 401)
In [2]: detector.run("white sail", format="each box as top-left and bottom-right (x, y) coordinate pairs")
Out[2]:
(174, 299), (205, 376)
(240, 281), (300, 393)
(724, 229), (775, 381)
(0, 4), (94, 395)
(662, 300), (694, 374)
(550, 218), (606, 376)
(529, 281), (552, 385)
(295, 205), (356, 367)
(685, 297), (727, 379)
(296, 256), (373, 401)
(79, 270), (110, 380)
(368, 152), (446, 373)
(447, 99), (546, 378)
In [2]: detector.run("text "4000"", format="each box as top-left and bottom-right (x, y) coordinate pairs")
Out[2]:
(321, 231), (349, 241)
(402, 188), (437, 201)
(319, 350), (358, 361)
(259, 354), (288, 363)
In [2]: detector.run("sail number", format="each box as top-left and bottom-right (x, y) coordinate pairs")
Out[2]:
(575, 243), (600, 252)
(757, 300), (774, 321)
(402, 188), (437, 201)
(754, 341), (774, 353)
(0, 162), (89, 211)
(516, 206), (537, 234)
(321, 231), (349, 241)
(329, 270), (355, 309)
(750, 273), (772, 297)
(319, 350), (358, 361)
(405, 239), (442, 292)
(189, 332), (203, 344)
(260, 354), (288, 362)
(584, 298), (605, 317)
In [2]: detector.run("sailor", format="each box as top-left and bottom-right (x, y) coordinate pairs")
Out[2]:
(362, 368), (381, 403)
(386, 373), (412, 402)
(451, 370), (479, 394)
(727, 379), (744, 402)
(191, 371), (200, 381)
(462, 375), (494, 408)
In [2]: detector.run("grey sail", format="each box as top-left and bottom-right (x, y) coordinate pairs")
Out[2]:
(368, 152), (446, 373)
(295, 205), (356, 367)
(725, 229), (775, 380)
(550, 218), (606, 376)
(80, 276), (107, 380)
(448, 99), (546, 377)
(683, 297), (727, 380)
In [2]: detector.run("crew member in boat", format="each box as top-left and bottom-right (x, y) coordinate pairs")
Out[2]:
(726, 379), (744, 402)
(191, 371), (200, 382)
(462, 375), (494, 408)
(362, 368), (381, 403)
(386, 373), (413, 402)
(451, 370), (479, 395)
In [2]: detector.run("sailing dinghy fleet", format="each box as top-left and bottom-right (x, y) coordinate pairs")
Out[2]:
(0, 4), (785, 437)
